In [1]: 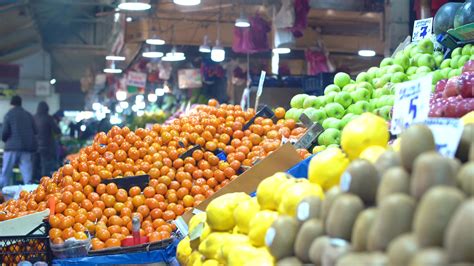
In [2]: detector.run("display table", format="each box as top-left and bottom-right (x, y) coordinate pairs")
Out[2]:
(52, 238), (179, 266)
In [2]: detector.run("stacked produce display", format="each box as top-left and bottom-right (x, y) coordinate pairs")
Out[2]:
(0, 100), (308, 259)
(177, 113), (474, 266)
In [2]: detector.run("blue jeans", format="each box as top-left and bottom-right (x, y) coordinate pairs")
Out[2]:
(0, 151), (33, 188)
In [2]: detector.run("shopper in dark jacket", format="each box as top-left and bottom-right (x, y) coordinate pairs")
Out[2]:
(0, 96), (37, 188)
(34, 101), (60, 178)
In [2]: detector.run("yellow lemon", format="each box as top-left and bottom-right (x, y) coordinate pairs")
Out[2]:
(359, 145), (386, 163)
(272, 178), (297, 208)
(188, 212), (207, 236)
(188, 251), (204, 266)
(234, 198), (260, 234)
(206, 193), (251, 231)
(198, 232), (231, 260)
(278, 180), (324, 216)
(308, 147), (349, 190)
(219, 234), (250, 262)
(341, 113), (389, 160)
(312, 145), (326, 154)
(227, 244), (262, 266)
(248, 210), (279, 247)
(256, 172), (290, 210)
(461, 111), (474, 125)
(177, 236), (192, 265)
(202, 260), (219, 266)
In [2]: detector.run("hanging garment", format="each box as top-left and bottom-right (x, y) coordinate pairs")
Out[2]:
(291, 0), (310, 37)
(305, 49), (330, 75)
(274, 0), (295, 29)
(232, 14), (271, 53)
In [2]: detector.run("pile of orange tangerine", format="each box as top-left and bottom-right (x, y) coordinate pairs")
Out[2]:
(0, 100), (309, 250)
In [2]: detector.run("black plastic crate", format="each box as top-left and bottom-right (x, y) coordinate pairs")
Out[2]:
(0, 222), (51, 264)
(302, 73), (336, 95)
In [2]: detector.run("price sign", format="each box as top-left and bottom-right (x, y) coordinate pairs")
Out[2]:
(412, 17), (433, 42)
(390, 75), (432, 135)
(424, 118), (464, 158)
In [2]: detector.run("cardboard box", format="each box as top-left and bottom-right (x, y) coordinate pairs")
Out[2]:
(180, 143), (302, 224)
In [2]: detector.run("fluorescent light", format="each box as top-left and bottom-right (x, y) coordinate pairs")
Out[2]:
(199, 45), (211, 53)
(162, 51), (185, 62)
(136, 94), (144, 102)
(272, 47), (291, 54)
(49, 78), (56, 85)
(80, 125), (86, 132)
(211, 45), (225, 62)
(358, 49), (376, 57)
(115, 105), (124, 113)
(92, 102), (101, 111)
(146, 38), (165, 45)
(118, 1), (151, 11)
(137, 101), (146, 109)
(116, 90), (127, 101)
(156, 88), (165, 96)
(173, 0), (200, 6)
(126, 17), (133, 22)
(119, 101), (129, 109)
(142, 51), (164, 58)
(131, 104), (139, 112)
(148, 93), (157, 102)
(104, 68), (122, 73)
(235, 17), (250, 28)
(106, 55), (126, 61)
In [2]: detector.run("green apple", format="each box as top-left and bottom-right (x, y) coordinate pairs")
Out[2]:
(375, 67), (388, 78)
(440, 68), (451, 79)
(324, 84), (341, 95)
(290, 94), (307, 108)
(374, 75), (391, 89)
(340, 113), (355, 127)
(377, 95), (394, 107)
(312, 96), (326, 109)
(406, 66), (418, 75)
(448, 68), (461, 78)
(324, 102), (345, 119)
(372, 87), (390, 98)
(450, 55), (460, 68)
(432, 70), (444, 85)
(462, 44), (472, 56)
(369, 99), (377, 112)
(325, 91), (337, 103)
(350, 87), (370, 102)
(471, 45), (474, 56)
(417, 38), (434, 54)
(348, 100), (371, 114)
(322, 117), (342, 130)
(390, 72), (408, 83)
(375, 106), (392, 120)
(394, 53), (410, 70)
(356, 72), (371, 83)
(440, 59), (451, 69)
(457, 55), (470, 68)
(416, 66), (432, 74)
(410, 47), (422, 58)
(285, 108), (303, 121)
(387, 64), (405, 73)
(471, 54), (474, 60)
(356, 82), (374, 93)
(451, 47), (462, 57)
(412, 53), (423, 66)
(334, 91), (353, 108)
(367, 67), (378, 79)
(333, 72), (351, 88)
(308, 109), (327, 123)
(403, 43), (416, 57)
(342, 84), (357, 93)
(434, 51), (444, 67)
(417, 54), (436, 69)
(317, 128), (341, 146)
(380, 58), (394, 67)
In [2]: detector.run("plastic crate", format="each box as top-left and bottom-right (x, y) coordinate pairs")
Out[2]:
(0, 222), (51, 264)
(302, 73), (336, 95)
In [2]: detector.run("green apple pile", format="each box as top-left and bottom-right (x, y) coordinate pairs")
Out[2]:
(285, 40), (474, 147)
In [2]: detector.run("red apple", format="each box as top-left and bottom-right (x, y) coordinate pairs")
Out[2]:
(444, 98), (460, 117)
(462, 60), (474, 73)
(443, 76), (462, 98)
(459, 71), (474, 98)
(455, 98), (474, 117)
(435, 79), (447, 93)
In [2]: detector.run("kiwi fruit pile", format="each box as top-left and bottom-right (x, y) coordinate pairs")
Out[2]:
(266, 124), (474, 266)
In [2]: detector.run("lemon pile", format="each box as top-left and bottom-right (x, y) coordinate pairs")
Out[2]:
(177, 173), (324, 266)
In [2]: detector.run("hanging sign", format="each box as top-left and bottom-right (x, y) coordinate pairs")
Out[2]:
(424, 118), (464, 158)
(412, 17), (433, 42)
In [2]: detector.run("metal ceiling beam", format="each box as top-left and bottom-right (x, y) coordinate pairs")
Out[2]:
(0, 43), (41, 63)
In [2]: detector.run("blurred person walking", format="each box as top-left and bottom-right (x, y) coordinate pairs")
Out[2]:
(34, 101), (60, 179)
(0, 96), (37, 188)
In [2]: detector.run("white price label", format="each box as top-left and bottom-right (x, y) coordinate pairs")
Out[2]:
(424, 118), (464, 158)
(412, 17), (433, 42)
(390, 75), (432, 135)
(256, 71), (266, 97)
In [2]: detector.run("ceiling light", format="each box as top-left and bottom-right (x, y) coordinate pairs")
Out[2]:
(173, 0), (201, 6)
(119, 101), (129, 109)
(235, 11), (250, 28)
(211, 41), (225, 62)
(92, 102), (102, 111)
(104, 62), (122, 74)
(118, 0), (151, 11)
(147, 93), (157, 102)
(162, 48), (185, 61)
(146, 36), (165, 45)
(136, 94), (144, 102)
(358, 49), (376, 57)
(137, 101), (146, 109)
(142, 51), (164, 58)
(115, 105), (123, 113)
(49, 79), (56, 85)
(116, 90), (127, 101)
(155, 88), (165, 96)
(131, 104), (139, 112)
(272, 47), (291, 54)
(199, 36), (211, 53)
(106, 55), (126, 61)
(126, 17), (133, 22)
(80, 125), (86, 132)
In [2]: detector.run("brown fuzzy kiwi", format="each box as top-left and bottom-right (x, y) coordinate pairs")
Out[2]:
(444, 199), (474, 263)
(456, 162), (474, 196)
(276, 257), (303, 266)
(376, 167), (410, 205)
(325, 194), (364, 241)
(351, 208), (378, 251)
(341, 159), (379, 205)
(374, 150), (402, 177)
(296, 196), (322, 222)
(309, 236), (330, 266)
(294, 218), (324, 263)
(400, 124), (435, 172)
(321, 187), (342, 225)
(409, 248), (448, 266)
(266, 215), (299, 260)
(455, 124), (474, 163)
(387, 234), (420, 266)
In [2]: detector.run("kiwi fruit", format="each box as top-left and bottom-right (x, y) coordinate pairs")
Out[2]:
(367, 252), (389, 266)
(410, 151), (457, 200)
(400, 124), (435, 172)
(321, 238), (351, 266)
(325, 194), (364, 241)
(413, 186), (465, 247)
(294, 218), (324, 262)
(276, 257), (303, 266)
(336, 253), (372, 266)
(457, 162), (474, 196)
(367, 194), (415, 251)
(296, 196), (322, 222)
(321, 187), (342, 225)
(351, 208), (378, 251)
(374, 150), (401, 177)
(267, 216), (299, 260)
(376, 167), (410, 205)
(309, 236), (330, 266)
(470, 141), (474, 162)
(444, 199), (474, 263)
(409, 248), (448, 266)
(455, 124), (474, 163)
(449, 158), (462, 177)
(341, 159), (379, 205)
(387, 234), (420, 266)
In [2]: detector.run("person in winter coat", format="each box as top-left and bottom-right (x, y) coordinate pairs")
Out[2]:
(34, 101), (60, 179)
(0, 96), (37, 188)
